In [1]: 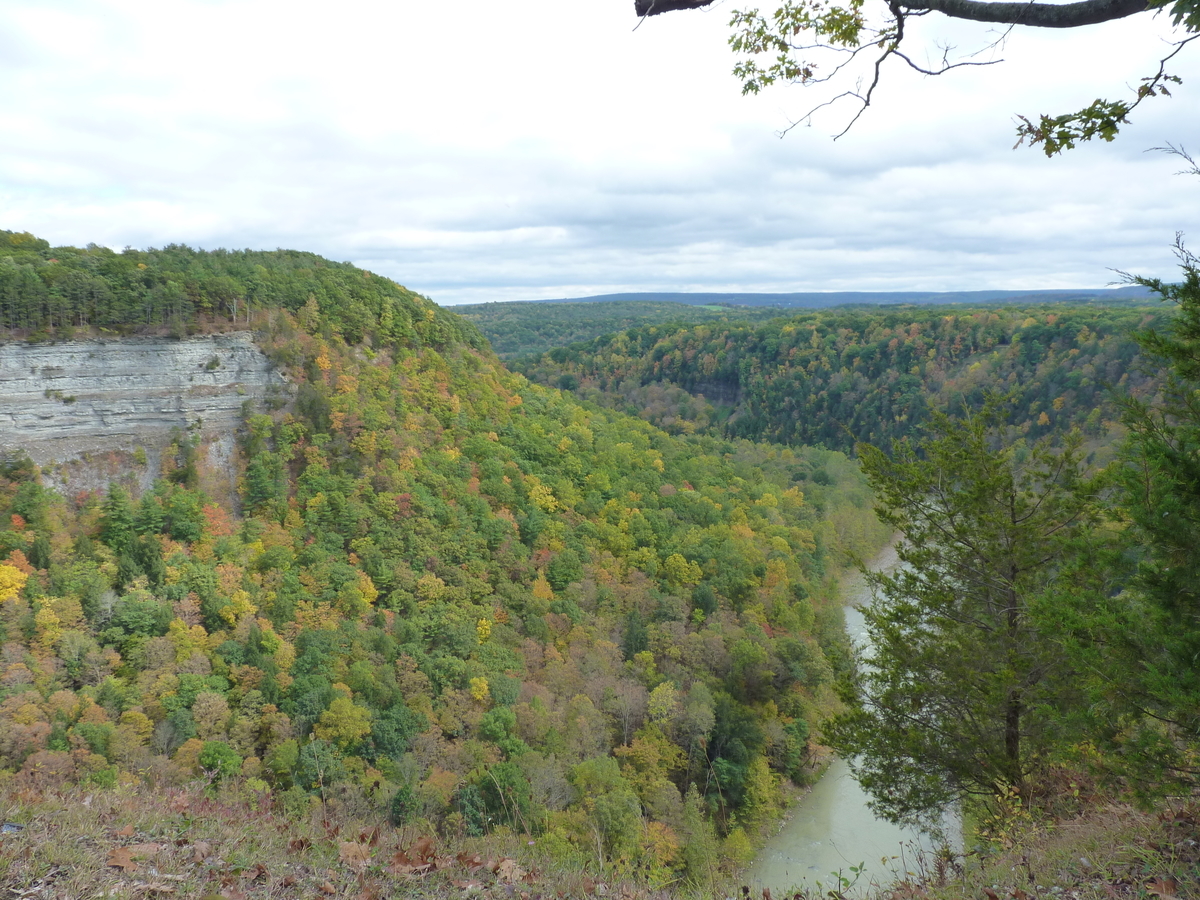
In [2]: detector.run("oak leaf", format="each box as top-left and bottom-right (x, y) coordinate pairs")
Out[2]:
(106, 847), (139, 871)
(339, 840), (371, 870)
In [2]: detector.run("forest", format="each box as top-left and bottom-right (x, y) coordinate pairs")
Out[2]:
(0, 230), (891, 890)
(453, 301), (785, 359)
(2, 226), (1200, 899)
(512, 304), (1164, 453)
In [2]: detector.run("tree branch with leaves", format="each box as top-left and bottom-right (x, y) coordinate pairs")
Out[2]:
(637, 0), (1200, 153)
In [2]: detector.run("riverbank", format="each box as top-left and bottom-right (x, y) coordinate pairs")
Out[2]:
(739, 540), (945, 897)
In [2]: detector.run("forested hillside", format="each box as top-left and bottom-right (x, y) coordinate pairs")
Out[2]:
(0, 231), (472, 351)
(453, 300), (785, 359)
(513, 305), (1165, 452)
(0, 232), (890, 888)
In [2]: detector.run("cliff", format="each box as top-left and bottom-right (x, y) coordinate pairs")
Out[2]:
(0, 333), (287, 492)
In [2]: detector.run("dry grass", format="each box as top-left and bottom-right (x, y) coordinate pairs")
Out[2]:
(0, 783), (674, 900)
(857, 801), (1199, 900)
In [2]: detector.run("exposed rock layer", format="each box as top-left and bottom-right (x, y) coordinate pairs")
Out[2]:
(0, 333), (286, 472)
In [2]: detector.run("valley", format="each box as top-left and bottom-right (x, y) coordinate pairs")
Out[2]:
(0, 229), (1197, 900)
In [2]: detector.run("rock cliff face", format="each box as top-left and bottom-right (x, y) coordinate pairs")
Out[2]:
(0, 333), (287, 493)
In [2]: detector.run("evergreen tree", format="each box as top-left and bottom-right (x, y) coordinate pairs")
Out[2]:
(1073, 242), (1200, 791)
(827, 400), (1100, 825)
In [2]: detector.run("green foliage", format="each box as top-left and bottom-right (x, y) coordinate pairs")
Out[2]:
(389, 782), (419, 826)
(454, 299), (784, 358)
(515, 304), (1159, 454)
(828, 399), (1102, 824)
(721, 0), (1198, 150)
(198, 741), (242, 781)
(1052, 244), (1200, 793)
(0, 233), (893, 876)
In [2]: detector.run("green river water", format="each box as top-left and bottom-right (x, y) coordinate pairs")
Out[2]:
(743, 544), (952, 895)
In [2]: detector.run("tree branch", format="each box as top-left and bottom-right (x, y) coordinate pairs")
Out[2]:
(637, 0), (1153, 25)
(634, 0), (715, 16)
(885, 0), (1149, 27)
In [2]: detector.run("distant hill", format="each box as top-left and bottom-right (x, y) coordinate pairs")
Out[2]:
(455, 299), (786, 358)
(514, 303), (1167, 454)
(530, 286), (1157, 308)
(456, 290), (1159, 359)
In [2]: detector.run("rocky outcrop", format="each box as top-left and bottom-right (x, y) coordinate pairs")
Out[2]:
(0, 333), (287, 493)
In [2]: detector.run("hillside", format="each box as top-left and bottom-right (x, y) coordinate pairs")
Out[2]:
(513, 304), (1166, 453)
(0, 232), (890, 892)
(453, 300), (785, 359)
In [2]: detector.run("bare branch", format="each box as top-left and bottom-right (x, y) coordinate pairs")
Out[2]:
(1151, 142), (1200, 176)
(893, 49), (1004, 74)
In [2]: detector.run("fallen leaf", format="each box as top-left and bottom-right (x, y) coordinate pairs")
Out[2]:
(452, 879), (484, 891)
(246, 862), (269, 881)
(1147, 877), (1178, 898)
(457, 852), (485, 871)
(357, 827), (380, 847)
(496, 858), (526, 883)
(282, 875), (298, 887)
(116, 825), (137, 837)
(132, 883), (177, 894)
(192, 841), (214, 863)
(339, 841), (372, 870)
(411, 836), (436, 862)
(106, 847), (139, 871)
(319, 882), (336, 894)
(288, 838), (311, 853)
(984, 891), (1000, 900)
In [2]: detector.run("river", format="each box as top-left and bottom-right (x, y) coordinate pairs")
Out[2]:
(743, 543), (945, 896)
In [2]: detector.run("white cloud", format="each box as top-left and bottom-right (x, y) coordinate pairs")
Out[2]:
(1, 0), (1197, 305)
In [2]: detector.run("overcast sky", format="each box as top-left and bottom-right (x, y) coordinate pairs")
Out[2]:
(2, 0), (1198, 305)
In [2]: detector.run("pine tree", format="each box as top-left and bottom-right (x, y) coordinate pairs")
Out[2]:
(827, 400), (1100, 825)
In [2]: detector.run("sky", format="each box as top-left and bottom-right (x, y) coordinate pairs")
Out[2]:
(1, 0), (1199, 306)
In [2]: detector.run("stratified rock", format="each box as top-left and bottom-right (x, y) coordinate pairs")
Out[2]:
(0, 333), (287, 493)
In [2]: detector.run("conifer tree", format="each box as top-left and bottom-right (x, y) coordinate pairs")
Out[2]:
(827, 400), (1100, 824)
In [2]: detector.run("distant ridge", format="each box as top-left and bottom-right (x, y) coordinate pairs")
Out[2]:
(533, 286), (1156, 308)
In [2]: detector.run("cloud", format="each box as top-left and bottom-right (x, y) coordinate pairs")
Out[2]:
(1, 0), (1197, 306)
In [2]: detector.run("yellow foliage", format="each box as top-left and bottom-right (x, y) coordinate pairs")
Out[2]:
(167, 619), (208, 662)
(526, 478), (558, 512)
(531, 575), (555, 604)
(119, 710), (154, 744)
(314, 696), (372, 750)
(173, 738), (205, 775)
(11, 702), (45, 727)
(415, 572), (448, 603)
(33, 605), (62, 651)
(663, 553), (702, 587)
(274, 639), (296, 673)
(469, 677), (490, 703)
(357, 572), (378, 607)
(0, 564), (28, 603)
(219, 589), (257, 626)
(351, 430), (378, 457)
(476, 618), (492, 644)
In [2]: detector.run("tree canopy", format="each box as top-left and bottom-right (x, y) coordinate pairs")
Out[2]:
(636, 0), (1200, 154)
